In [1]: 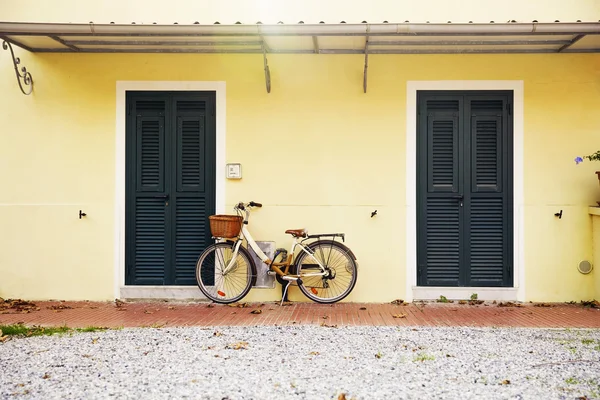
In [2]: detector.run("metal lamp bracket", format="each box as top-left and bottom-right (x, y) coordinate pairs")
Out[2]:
(2, 40), (33, 95)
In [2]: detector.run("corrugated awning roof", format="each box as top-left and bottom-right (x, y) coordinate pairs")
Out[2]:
(1, 20), (600, 54)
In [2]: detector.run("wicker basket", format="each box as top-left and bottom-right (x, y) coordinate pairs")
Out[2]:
(209, 215), (243, 238)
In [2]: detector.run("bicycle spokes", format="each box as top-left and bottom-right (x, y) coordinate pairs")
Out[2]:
(296, 241), (358, 303)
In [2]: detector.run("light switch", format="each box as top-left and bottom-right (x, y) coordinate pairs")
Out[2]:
(226, 163), (242, 179)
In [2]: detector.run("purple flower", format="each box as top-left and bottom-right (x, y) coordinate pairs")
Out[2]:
(575, 156), (584, 164)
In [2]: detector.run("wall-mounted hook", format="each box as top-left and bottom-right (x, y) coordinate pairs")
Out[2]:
(554, 210), (562, 219)
(371, 210), (378, 218)
(79, 210), (87, 219)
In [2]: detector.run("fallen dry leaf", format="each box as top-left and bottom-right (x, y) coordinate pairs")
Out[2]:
(207, 303), (215, 308)
(498, 302), (523, 308)
(581, 300), (600, 309)
(391, 299), (405, 305)
(501, 379), (511, 385)
(47, 304), (73, 311)
(250, 309), (262, 314)
(227, 302), (249, 308)
(91, 338), (99, 344)
(0, 299), (39, 314)
(534, 303), (554, 308)
(392, 313), (407, 319)
(144, 310), (153, 314)
(458, 300), (467, 305)
(168, 306), (175, 310)
(114, 299), (125, 308)
(213, 331), (222, 337)
(320, 322), (338, 328)
(322, 316), (329, 319)
(0, 336), (10, 343)
(226, 341), (248, 350)
(338, 394), (347, 400)
(309, 351), (320, 356)
(42, 373), (50, 379)
(359, 307), (367, 310)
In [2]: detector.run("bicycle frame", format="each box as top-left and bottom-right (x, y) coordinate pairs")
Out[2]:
(220, 210), (327, 282)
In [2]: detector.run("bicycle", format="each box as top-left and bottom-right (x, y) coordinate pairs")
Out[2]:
(195, 201), (358, 305)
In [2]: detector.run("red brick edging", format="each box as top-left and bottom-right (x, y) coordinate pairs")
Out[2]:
(1, 300), (599, 329)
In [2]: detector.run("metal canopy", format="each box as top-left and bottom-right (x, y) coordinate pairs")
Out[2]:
(1, 20), (600, 94)
(2, 20), (600, 54)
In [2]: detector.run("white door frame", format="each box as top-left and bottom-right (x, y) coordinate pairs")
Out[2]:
(405, 80), (525, 302)
(113, 81), (226, 299)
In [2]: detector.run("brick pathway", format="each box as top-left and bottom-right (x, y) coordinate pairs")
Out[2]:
(1, 300), (599, 329)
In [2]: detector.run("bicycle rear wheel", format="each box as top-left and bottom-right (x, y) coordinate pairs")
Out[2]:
(195, 242), (256, 304)
(295, 240), (358, 304)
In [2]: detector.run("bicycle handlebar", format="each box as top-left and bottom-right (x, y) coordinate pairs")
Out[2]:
(235, 201), (263, 211)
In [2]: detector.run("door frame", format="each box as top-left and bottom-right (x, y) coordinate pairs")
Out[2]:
(405, 80), (525, 302)
(114, 81), (226, 299)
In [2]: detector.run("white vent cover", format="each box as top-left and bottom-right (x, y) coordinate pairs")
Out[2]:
(578, 260), (593, 274)
(248, 241), (276, 288)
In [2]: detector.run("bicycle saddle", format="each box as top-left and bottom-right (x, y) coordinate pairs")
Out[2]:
(285, 229), (307, 238)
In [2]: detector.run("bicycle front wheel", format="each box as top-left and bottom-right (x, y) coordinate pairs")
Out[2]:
(295, 240), (358, 304)
(196, 242), (256, 304)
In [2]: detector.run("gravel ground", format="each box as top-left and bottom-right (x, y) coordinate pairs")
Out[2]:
(1, 325), (599, 399)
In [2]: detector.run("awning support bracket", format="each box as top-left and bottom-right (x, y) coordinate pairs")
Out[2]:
(363, 26), (370, 93)
(262, 43), (271, 93)
(258, 26), (271, 94)
(2, 40), (33, 95)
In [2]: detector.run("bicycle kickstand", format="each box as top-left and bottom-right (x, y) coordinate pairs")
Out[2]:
(280, 282), (291, 307)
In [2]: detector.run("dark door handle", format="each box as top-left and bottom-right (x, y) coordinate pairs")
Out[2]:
(153, 194), (170, 199)
(451, 194), (464, 207)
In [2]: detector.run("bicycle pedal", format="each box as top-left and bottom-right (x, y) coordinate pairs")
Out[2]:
(267, 271), (277, 276)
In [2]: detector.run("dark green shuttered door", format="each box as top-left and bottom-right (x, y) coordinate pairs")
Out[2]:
(126, 91), (216, 285)
(417, 91), (513, 287)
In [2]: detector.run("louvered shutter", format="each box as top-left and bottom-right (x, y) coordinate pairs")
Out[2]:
(129, 99), (168, 285)
(417, 92), (513, 288)
(126, 92), (216, 286)
(418, 97), (464, 286)
(465, 98), (509, 286)
(170, 97), (215, 285)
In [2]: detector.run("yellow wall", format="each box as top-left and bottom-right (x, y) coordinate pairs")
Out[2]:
(1, 51), (599, 302)
(2, 0), (600, 24)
